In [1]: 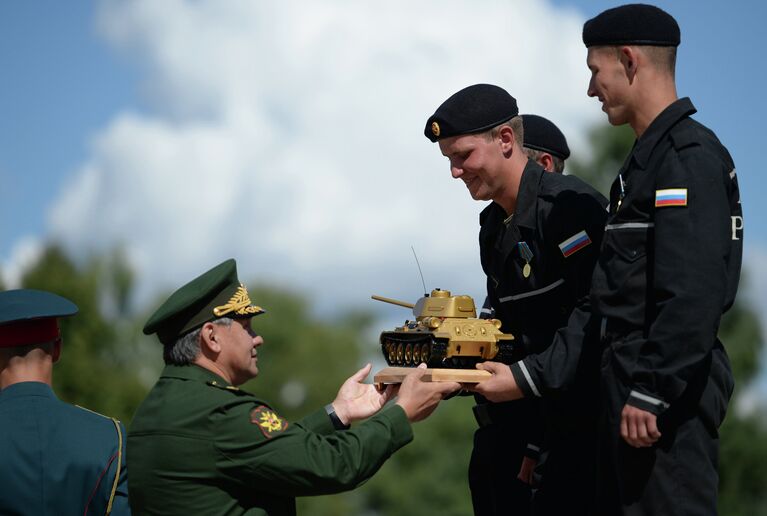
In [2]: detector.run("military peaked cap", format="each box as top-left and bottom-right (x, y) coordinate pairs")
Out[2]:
(583, 4), (680, 48)
(522, 114), (570, 160)
(143, 259), (265, 345)
(0, 289), (78, 348)
(424, 84), (519, 142)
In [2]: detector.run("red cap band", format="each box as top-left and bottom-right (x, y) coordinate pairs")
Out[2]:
(0, 319), (60, 348)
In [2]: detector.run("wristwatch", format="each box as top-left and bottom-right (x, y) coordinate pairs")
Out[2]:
(325, 404), (351, 430)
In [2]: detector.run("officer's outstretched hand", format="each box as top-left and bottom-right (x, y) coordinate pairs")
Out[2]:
(396, 364), (460, 423)
(465, 361), (524, 402)
(332, 363), (397, 425)
(620, 404), (661, 447)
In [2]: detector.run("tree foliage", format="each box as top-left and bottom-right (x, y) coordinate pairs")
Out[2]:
(568, 123), (635, 197)
(19, 244), (148, 422)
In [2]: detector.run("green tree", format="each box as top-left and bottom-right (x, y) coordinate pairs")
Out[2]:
(20, 244), (149, 422)
(354, 396), (476, 516)
(569, 123), (635, 197)
(718, 299), (767, 515)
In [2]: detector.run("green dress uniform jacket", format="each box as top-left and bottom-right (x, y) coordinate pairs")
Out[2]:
(127, 364), (413, 516)
(0, 381), (130, 516)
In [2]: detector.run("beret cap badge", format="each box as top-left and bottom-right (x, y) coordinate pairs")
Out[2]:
(431, 121), (441, 137)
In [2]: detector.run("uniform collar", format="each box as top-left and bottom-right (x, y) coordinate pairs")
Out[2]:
(0, 381), (56, 398)
(161, 363), (232, 387)
(512, 159), (545, 230)
(632, 97), (697, 170)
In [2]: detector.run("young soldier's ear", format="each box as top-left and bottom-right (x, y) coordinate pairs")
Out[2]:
(498, 125), (516, 153)
(539, 153), (555, 172)
(619, 46), (638, 81)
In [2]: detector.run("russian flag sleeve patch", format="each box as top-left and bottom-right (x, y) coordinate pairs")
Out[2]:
(559, 230), (592, 258)
(655, 188), (688, 207)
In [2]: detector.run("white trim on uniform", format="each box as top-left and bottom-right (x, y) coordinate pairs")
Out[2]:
(605, 222), (655, 231)
(629, 390), (670, 409)
(518, 360), (542, 398)
(499, 279), (565, 302)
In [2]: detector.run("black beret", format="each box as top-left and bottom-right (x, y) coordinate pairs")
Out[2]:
(522, 114), (570, 160)
(583, 4), (680, 48)
(424, 84), (519, 142)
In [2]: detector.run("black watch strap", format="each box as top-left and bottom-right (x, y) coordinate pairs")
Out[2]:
(325, 404), (350, 430)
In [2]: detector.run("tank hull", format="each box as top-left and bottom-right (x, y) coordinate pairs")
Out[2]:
(380, 328), (518, 369)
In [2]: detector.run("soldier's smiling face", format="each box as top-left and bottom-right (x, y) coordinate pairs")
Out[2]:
(439, 132), (507, 202)
(587, 46), (633, 126)
(219, 318), (263, 386)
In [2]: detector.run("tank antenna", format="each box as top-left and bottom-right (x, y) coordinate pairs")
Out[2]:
(411, 246), (428, 296)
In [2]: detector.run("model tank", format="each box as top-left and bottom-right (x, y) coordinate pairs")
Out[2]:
(372, 289), (517, 368)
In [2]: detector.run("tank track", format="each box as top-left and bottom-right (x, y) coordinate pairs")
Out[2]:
(380, 332), (486, 369)
(380, 332), (520, 368)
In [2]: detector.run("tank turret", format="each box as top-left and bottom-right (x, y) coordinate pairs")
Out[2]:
(372, 289), (517, 368)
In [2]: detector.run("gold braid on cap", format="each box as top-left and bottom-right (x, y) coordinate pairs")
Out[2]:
(213, 284), (264, 317)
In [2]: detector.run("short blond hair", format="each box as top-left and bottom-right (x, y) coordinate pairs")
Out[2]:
(482, 115), (524, 147)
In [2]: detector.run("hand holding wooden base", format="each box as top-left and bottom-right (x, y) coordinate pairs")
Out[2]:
(374, 366), (491, 387)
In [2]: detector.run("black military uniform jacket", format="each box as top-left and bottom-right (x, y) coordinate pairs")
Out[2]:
(481, 161), (607, 358)
(480, 160), (607, 449)
(517, 98), (742, 421)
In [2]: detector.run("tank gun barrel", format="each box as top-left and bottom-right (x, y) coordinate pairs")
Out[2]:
(371, 295), (416, 309)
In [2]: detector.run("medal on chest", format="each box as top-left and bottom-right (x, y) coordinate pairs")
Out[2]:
(517, 242), (534, 278)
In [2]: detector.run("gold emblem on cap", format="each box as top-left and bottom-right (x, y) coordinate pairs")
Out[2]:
(431, 121), (441, 137)
(213, 284), (264, 317)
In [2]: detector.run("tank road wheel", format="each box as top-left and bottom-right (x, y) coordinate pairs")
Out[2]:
(419, 343), (431, 364)
(387, 342), (397, 364)
(404, 344), (413, 365)
(396, 343), (404, 365)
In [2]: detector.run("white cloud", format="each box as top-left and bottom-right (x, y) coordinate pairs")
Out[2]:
(47, 0), (601, 311)
(1, 236), (43, 289)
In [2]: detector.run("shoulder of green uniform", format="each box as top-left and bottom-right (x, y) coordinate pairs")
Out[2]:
(206, 380), (249, 395)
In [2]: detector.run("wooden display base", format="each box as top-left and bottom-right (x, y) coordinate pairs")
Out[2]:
(374, 366), (491, 385)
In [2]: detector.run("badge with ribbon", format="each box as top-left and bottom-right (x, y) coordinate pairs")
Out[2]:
(517, 242), (534, 278)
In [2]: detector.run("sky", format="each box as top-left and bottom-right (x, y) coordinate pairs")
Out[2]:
(1, 0), (766, 401)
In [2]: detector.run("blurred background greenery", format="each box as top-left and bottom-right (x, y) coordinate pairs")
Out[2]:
(6, 123), (765, 515)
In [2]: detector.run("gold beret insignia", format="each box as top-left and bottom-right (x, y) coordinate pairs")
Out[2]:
(431, 121), (441, 137)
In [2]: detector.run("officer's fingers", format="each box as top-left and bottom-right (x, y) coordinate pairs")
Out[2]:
(400, 367), (427, 389)
(416, 362), (428, 370)
(377, 384), (395, 404)
(389, 384), (402, 398)
(351, 363), (372, 382)
(439, 381), (461, 397)
(411, 365), (428, 379)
